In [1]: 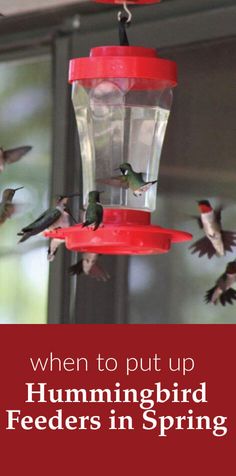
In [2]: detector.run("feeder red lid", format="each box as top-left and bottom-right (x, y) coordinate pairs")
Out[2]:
(45, 209), (192, 255)
(69, 46), (177, 88)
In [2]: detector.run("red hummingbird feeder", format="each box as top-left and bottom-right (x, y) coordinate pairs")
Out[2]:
(46, 0), (192, 255)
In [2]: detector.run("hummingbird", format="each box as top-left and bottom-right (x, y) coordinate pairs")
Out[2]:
(47, 209), (71, 262)
(205, 261), (236, 305)
(0, 187), (24, 225)
(97, 162), (157, 197)
(69, 253), (110, 281)
(0, 146), (32, 173)
(82, 190), (103, 231)
(189, 200), (236, 258)
(17, 194), (78, 243)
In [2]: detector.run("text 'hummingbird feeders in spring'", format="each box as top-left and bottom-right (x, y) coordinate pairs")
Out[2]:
(46, 0), (192, 254)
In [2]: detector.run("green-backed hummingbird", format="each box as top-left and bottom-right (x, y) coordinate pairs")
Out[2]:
(0, 146), (32, 173)
(205, 260), (236, 305)
(189, 200), (236, 258)
(97, 162), (157, 197)
(0, 187), (24, 225)
(82, 191), (103, 231)
(17, 194), (79, 243)
(69, 253), (110, 281)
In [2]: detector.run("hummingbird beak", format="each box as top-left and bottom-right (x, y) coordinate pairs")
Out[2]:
(13, 186), (24, 192)
(114, 167), (121, 171)
(57, 193), (81, 200)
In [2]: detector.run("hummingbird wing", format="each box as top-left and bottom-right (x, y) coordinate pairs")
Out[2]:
(189, 236), (216, 258)
(96, 176), (129, 189)
(205, 273), (228, 304)
(220, 288), (236, 305)
(190, 215), (203, 229)
(3, 146), (32, 164)
(221, 230), (236, 252)
(69, 260), (83, 276)
(134, 180), (157, 195)
(204, 286), (218, 304)
(20, 208), (61, 233)
(214, 205), (224, 225)
(94, 203), (103, 230)
(0, 203), (15, 223)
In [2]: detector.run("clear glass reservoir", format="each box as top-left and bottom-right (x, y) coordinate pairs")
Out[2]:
(70, 47), (176, 212)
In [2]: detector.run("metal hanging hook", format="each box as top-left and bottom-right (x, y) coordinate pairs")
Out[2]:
(118, 2), (132, 23)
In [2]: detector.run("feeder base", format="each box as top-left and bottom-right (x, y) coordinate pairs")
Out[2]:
(45, 209), (192, 255)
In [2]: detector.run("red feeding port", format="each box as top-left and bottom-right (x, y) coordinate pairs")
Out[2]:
(45, 209), (192, 255)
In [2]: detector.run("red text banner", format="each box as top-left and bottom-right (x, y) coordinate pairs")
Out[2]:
(0, 324), (235, 474)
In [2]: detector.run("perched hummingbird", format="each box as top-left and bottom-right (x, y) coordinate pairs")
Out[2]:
(0, 146), (32, 173)
(69, 253), (110, 281)
(17, 194), (78, 243)
(205, 261), (236, 306)
(82, 191), (103, 231)
(97, 162), (157, 197)
(189, 200), (236, 258)
(0, 187), (24, 225)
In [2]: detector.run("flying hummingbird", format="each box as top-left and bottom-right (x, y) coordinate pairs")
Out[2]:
(0, 187), (24, 225)
(69, 253), (110, 281)
(17, 194), (78, 243)
(0, 146), (32, 173)
(97, 162), (157, 197)
(189, 200), (236, 258)
(205, 260), (236, 305)
(82, 191), (103, 231)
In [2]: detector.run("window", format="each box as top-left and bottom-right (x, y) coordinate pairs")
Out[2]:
(128, 38), (236, 324)
(0, 56), (52, 323)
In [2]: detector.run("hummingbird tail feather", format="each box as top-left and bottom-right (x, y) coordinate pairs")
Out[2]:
(17, 232), (31, 243)
(82, 221), (90, 228)
(93, 222), (99, 231)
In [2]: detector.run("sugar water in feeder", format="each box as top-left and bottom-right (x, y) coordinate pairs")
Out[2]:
(70, 46), (176, 213)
